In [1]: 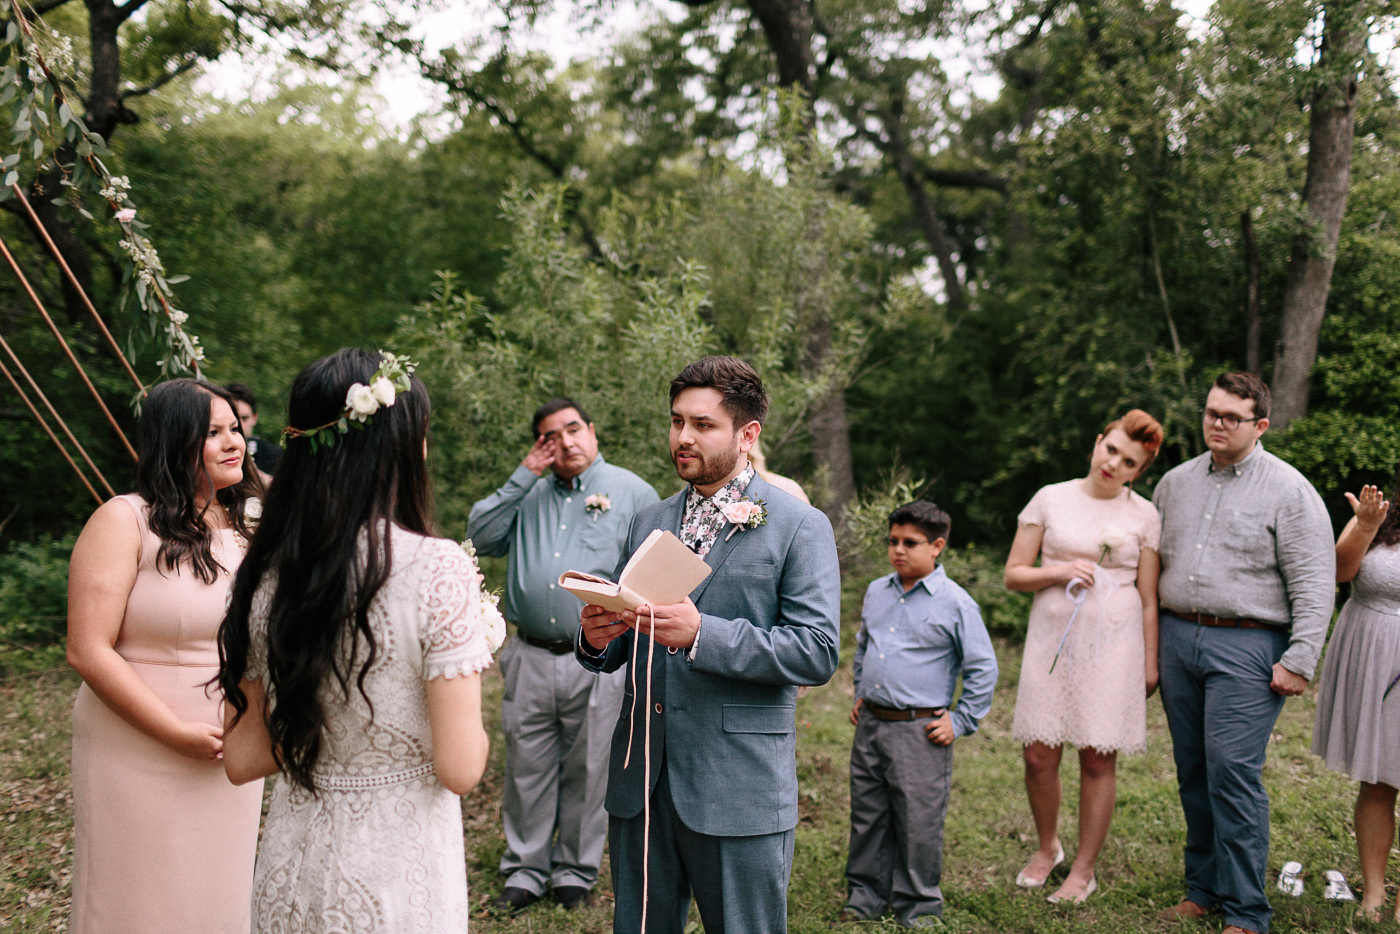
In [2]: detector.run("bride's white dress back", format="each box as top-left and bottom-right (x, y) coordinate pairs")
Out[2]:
(247, 527), (495, 933)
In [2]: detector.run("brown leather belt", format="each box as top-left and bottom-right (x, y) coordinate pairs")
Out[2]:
(865, 703), (946, 722)
(1165, 609), (1288, 632)
(521, 633), (575, 655)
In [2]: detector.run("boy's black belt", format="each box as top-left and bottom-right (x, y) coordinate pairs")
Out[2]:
(521, 633), (576, 655)
(865, 703), (946, 722)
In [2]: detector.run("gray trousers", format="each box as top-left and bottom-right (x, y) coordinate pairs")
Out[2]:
(498, 636), (626, 894)
(610, 764), (796, 934)
(1159, 614), (1290, 933)
(844, 711), (953, 926)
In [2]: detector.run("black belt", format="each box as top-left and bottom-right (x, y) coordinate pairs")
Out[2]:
(865, 703), (946, 722)
(520, 633), (575, 655)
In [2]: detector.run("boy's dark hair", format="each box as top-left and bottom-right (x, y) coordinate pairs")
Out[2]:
(669, 355), (769, 428)
(532, 397), (593, 438)
(1212, 371), (1270, 420)
(224, 382), (257, 413)
(888, 501), (951, 544)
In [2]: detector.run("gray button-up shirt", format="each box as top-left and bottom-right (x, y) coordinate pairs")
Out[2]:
(467, 454), (659, 642)
(853, 567), (999, 737)
(1153, 443), (1335, 679)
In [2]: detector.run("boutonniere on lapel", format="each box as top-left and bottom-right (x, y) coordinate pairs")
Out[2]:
(721, 498), (768, 541)
(584, 493), (612, 522)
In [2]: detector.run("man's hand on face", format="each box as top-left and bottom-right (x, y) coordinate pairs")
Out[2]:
(1270, 662), (1308, 697)
(620, 599), (702, 650)
(522, 435), (557, 476)
(581, 605), (630, 651)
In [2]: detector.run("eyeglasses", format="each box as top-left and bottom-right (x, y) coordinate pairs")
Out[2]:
(1201, 408), (1261, 431)
(887, 536), (931, 549)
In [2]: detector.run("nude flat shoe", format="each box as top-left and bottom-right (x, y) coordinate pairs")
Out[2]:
(1014, 842), (1065, 888)
(1047, 876), (1096, 904)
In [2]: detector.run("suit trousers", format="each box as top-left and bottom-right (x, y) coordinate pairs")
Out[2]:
(609, 764), (796, 934)
(844, 712), (952, 926)
(499, 637), (626, 894)
(1159, 614), (1289, 933)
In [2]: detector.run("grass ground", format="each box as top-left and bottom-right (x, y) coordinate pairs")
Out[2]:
(0, 594), (1389, 934)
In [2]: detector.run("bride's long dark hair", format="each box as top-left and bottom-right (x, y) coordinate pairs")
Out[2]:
(218, 348), (434, 792)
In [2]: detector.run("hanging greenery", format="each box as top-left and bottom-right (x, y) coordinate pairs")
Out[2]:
(0, 0), (204, 388)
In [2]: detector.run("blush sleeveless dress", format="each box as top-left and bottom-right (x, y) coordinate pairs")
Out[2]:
(1312, 542), (1400, 787)
(70, 493), (263, 934)
(247, 527), (497, 933)
(1011, 480), (1162, 754)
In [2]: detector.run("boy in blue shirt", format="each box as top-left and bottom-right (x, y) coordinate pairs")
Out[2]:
(839, 501), (999, 927)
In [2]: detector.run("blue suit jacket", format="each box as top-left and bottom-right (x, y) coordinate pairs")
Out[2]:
(576, 473), (841, 837)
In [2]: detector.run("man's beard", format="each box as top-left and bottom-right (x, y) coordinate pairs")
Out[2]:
(672, 441), (740, 488)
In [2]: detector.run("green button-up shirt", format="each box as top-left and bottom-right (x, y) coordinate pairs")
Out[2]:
(466, 454), (660, 642)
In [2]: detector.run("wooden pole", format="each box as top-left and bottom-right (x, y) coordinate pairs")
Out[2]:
(0, 232), (138, 462)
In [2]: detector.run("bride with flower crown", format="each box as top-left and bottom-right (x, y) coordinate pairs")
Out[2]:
(218, 348), (505, 933)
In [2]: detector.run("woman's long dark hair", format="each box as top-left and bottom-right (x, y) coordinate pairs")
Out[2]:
(1370, 470), (1400, 551)
(136, 379), (263, 583)
(218, 349), (435, 792)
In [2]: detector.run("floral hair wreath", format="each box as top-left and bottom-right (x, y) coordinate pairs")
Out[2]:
(281, 352), (418, 452)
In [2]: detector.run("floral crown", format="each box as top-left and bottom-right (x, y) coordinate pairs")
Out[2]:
(281, 352), (418, 451)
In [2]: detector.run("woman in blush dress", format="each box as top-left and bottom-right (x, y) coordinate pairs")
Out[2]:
(1312, 481), (1400, 922)
(66, 379), (265, 934)
(1004, 409), (1164, 904)
(219, 348), (500, 933)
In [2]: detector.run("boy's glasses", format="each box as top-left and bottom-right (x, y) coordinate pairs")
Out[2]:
(1201, 408), (1261, 431)
(887, 536), (931, 549)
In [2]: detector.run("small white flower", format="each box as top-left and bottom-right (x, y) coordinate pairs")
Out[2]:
(244, 498), (263, 521)
(345, 383), (380, 421)
(585, 493), (611, 512)
(369, 376), (397, 408)
(1100, 525), (1129, 553)
(115, 208), (136, 223)
(169, 310), (188, 325)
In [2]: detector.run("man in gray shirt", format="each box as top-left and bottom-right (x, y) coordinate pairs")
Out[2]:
(468, 398), (659, 915)
(1153, 372), (1334, 934)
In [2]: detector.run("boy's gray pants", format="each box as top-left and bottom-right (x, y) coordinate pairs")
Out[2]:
(844, 710), (953, 927)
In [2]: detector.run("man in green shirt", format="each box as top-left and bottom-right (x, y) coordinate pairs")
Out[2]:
(468, 398), (659, 915)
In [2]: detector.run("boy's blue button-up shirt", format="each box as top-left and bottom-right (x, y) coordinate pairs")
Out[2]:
(853, 566), (999, 738)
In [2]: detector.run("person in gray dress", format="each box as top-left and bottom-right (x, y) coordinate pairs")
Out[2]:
(468, 398), (659, 914)
(1153, 372), (1335, 934)
(1313, 481), (1400, 922)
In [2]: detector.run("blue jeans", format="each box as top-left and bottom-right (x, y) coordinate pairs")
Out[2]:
(1159, 614), (1289, 933)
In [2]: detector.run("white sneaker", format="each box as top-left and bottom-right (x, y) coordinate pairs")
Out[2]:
(1277, 861), (1304, 897)
(1322, 870), (1356, 901)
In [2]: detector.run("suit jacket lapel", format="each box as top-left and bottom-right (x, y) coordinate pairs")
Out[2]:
(689, 473), (771, 604)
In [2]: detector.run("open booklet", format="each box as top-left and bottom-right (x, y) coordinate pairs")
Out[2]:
(558, 529), (712, 614)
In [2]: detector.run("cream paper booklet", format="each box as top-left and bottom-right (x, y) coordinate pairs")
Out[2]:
(558, 529), (712, 614)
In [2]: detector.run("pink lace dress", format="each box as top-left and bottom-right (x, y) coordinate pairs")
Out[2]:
(1011, 480), (1161, 754)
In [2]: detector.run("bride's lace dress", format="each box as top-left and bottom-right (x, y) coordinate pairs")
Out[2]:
(246, 527), (496, 933)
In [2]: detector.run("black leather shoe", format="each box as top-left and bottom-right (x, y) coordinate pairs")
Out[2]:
(553, 885), (593, 910)
(488, 886), (541, 916)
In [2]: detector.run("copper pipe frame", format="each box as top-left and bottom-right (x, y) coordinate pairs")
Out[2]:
(0, 354), (103, 505)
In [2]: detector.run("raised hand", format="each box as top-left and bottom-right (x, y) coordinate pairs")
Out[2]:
(522, 435), (557, 476)
(1344, 484), (1390, 532)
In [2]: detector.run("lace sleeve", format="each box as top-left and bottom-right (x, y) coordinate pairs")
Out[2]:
(246, 577), (273, 683)
(419, 541), (500, 681)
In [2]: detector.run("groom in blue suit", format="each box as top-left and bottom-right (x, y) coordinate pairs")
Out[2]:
(576, 356), (841, 934)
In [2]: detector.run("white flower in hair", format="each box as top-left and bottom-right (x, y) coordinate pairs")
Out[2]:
(346, 384), (379, 421)
(370, 376), (397, 408)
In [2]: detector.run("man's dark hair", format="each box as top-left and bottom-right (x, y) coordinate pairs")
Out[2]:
(532, 397), (593, 438)
(888, 501), (951, 544)
(1212, 372), (1270, 420)
(225, 382), (257, 413)
(669, 355), (769, 428)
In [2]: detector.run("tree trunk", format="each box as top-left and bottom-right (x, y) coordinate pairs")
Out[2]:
(1269, 0), (1366, 429)
(1241, 209), (1261, 374)
(805, 317), (856, 522)
(746, 0), (815, 95)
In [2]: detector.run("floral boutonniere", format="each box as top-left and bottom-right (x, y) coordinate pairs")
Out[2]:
(722, 498), (768, 541)
(584, 493), (612, 522)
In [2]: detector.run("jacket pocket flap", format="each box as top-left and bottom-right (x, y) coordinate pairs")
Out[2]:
(722, 704), (794, 734)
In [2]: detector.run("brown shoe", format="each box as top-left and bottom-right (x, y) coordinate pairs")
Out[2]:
(1222, 927), (1262, 934)
(1157, 899), (1211, 923)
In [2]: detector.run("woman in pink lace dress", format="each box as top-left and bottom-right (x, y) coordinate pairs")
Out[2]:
(219, 349), (499, 933)
(1003, 410), (1164, 904)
